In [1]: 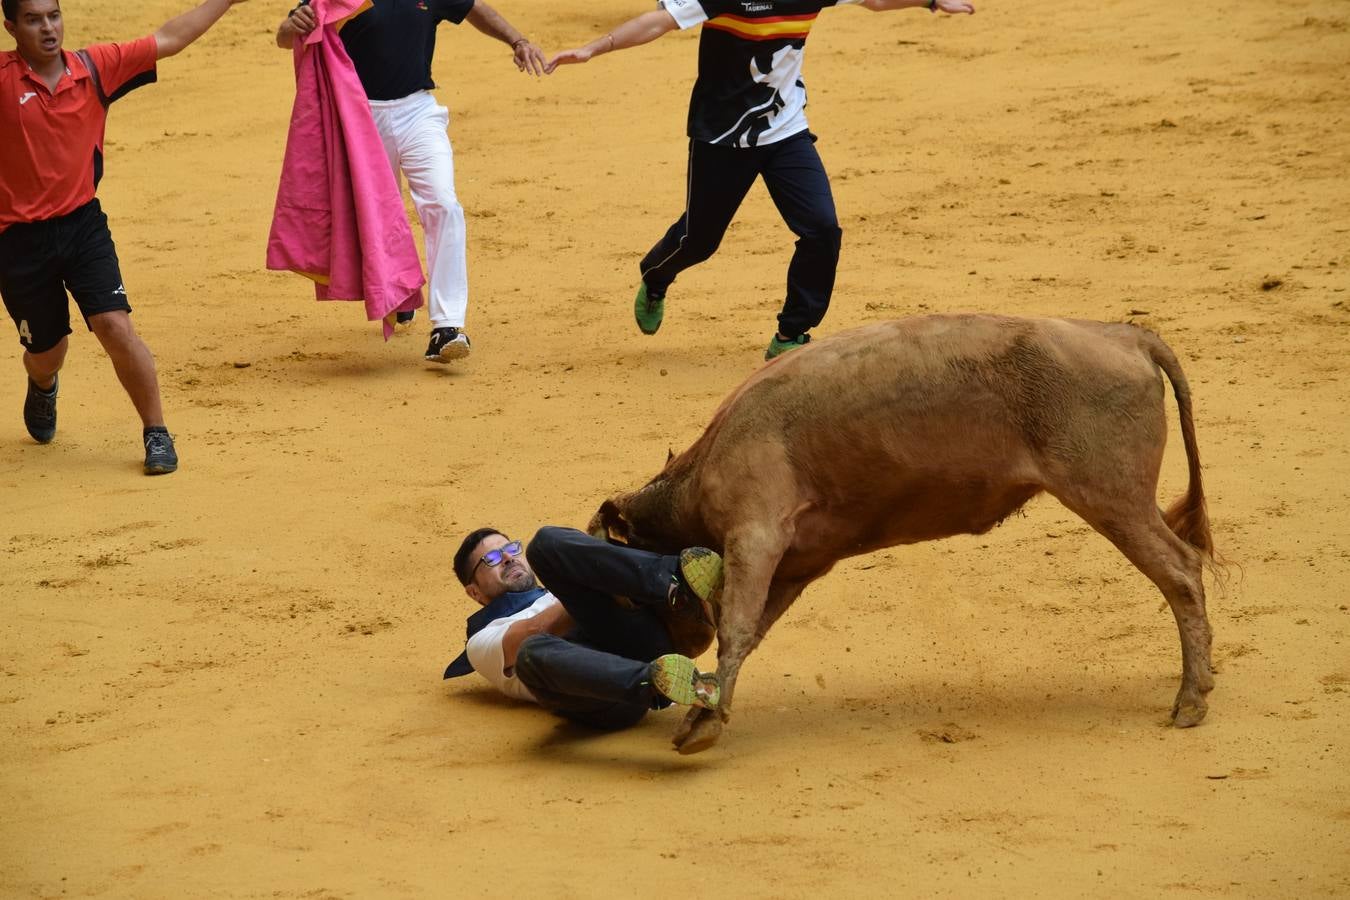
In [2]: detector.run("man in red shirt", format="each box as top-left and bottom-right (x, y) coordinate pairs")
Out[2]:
(1, 0), (248, 474)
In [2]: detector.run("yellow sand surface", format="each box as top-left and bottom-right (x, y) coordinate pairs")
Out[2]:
(2, 0), (1348, 895)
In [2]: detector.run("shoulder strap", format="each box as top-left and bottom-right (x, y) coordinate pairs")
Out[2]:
(75, 49), (109, 108)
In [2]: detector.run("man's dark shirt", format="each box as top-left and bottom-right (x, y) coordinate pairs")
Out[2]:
(339, 0), (476, 101)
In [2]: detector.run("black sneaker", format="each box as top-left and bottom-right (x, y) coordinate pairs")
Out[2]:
(143, 429), (178, 475)
(395, 309), (416, 325)
(425, 327), (471, 363)
(24, 376), (58, 444)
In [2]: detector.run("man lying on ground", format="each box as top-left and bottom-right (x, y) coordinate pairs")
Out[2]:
(444, 525), (722, 730)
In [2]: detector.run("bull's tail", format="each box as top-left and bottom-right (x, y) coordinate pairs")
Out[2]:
(1142, 331), (1227, 582)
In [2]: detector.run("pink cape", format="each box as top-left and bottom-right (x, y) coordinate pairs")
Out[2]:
(266, 0), (424, 337)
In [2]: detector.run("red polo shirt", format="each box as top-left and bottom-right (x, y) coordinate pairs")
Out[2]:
(0, 36), (157, 233)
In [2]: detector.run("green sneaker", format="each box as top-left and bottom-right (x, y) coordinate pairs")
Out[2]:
(634, 282), (665, 335)
(670, 547), (723, 627)
(649, 654), (721, 710)
(765, 332), (811, 360)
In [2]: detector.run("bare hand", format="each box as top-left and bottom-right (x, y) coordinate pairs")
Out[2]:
(289, 3), (318, 35)
(544, 47), (593, 74)
(513, 40), (547, 76)
(935, 0), (974, 12)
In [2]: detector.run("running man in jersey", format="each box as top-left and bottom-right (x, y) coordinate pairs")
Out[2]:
(548, 0), (974, 360)
(1, 0), (249, 474)
(278, 1), (546, 365)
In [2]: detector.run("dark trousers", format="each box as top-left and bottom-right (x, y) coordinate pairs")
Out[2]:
(639, 130), (842, 339)
(515, 527), (681, 730)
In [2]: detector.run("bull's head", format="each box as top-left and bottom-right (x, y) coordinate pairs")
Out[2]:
(588, 453), (688, 552)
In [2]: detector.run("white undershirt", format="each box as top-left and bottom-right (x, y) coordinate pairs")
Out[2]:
(464, 592), (563, 703)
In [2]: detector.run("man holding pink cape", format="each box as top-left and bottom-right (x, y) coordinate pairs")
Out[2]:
(275, 0), (545, 362)
(267, 0), (426, 340)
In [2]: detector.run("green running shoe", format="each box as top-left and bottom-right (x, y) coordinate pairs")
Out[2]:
(765, 332), (811, 361)
(634, 282), (665, 335)
(649, 654), (721, 710)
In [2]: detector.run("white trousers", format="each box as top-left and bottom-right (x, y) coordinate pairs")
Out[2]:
(367, 91), (469, 329)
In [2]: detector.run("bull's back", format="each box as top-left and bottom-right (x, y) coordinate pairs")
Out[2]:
(690, 315), (1168, 562)
(716, 314), (1160, 461)
(763, 314), (1154, 387)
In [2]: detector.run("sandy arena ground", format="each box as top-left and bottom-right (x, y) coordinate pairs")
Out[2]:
(2, 0), (1348, 895)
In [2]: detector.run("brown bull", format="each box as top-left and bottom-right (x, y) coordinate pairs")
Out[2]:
(591, 314), (1221, 754)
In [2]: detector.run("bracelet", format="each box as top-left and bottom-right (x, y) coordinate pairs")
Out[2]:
(511, 37), (529, 49)
(605, 33), (615, 51)
(927, 0), (937, 10)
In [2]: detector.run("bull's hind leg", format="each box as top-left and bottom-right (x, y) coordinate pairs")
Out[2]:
(672, 528), (789, 755)
(1122, 520), (1213, 725)
(1060, 494), (1214, 726)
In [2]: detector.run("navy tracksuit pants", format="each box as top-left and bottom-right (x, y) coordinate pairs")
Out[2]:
(639, 130), (842, 339)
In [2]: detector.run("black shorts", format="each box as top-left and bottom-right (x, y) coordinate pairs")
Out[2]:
(0, 199), (133, 354)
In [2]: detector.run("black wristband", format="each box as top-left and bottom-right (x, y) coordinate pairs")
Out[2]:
(927, 0), (937, 10)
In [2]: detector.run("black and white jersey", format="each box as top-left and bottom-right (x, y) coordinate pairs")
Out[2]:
(661, 0), (861, 148)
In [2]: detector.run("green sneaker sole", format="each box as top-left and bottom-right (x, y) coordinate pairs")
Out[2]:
(650, 654), (721, 710)
(679, 547), (724, 606)
(634, 282), (665, 335)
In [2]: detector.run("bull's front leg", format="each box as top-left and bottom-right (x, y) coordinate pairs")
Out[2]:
(673, 530), (784, 755)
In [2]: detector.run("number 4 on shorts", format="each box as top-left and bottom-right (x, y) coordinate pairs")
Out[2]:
(17, 320), (32, 344)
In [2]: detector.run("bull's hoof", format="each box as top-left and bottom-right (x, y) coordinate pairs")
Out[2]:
(1171, 701), (1208, 728)
(671, 706), (699, 744)
(672, 708), (722, 755)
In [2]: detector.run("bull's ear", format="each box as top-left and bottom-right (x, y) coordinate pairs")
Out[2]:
(666, 447), (675, 465)
(594, 499), (631, 544)
(587, 515), (607, 542)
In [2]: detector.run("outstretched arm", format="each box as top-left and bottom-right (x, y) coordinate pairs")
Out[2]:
(155, 0), (249, 60)
(465, 0), (547, 77)
(861, 0), (975, 12)
(545, 9), (679, 73)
